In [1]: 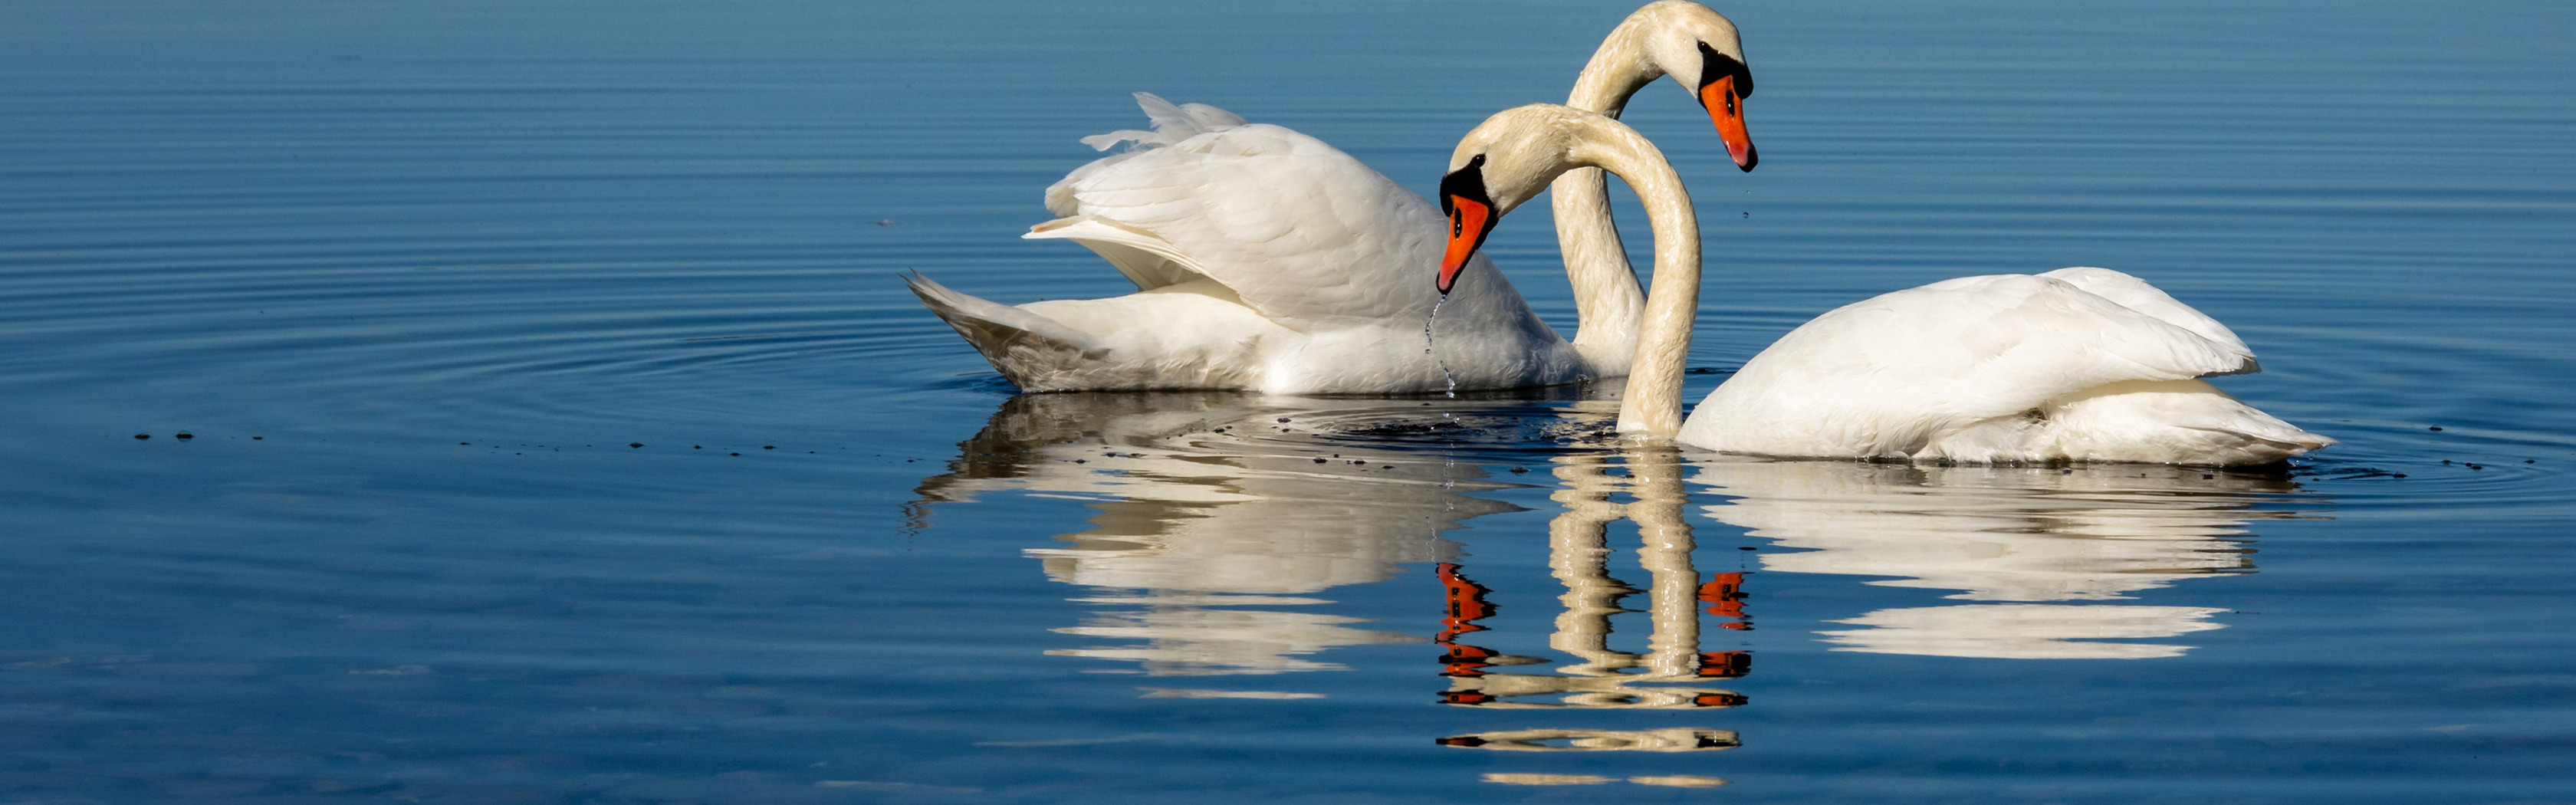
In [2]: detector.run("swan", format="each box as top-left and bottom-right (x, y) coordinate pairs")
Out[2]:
(908, 2), (1757, 393)
(1434, 105), (2334, 466)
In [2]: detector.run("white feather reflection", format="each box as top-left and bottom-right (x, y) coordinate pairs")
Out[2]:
(913, 392), (1544, 678)
(1692, 459), (2318, 659)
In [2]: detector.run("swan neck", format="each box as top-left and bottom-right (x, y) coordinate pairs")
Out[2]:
(1569, 121), (1697, 437)
(1566, 15), (1661, 118)
(1548, 168), (1644, 376)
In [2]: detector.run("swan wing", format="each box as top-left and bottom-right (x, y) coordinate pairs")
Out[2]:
(1802, 273), (2252, 404)
(2036, 267), (2255, 370)
(1689, 274), (2262, 457)
(1030, 98), (1438, 329)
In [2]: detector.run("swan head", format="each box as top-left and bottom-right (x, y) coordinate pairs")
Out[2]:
(1438, 105), (1618, 293)
(1590, 1), (1757, 171)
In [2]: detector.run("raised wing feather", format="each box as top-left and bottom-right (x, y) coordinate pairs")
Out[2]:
(1029, 97), (1445, 329)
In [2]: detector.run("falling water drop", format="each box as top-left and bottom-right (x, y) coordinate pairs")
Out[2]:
(1425, 294), (1457, 399)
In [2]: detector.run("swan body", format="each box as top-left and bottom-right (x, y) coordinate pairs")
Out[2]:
(1437, 105), (2332, 466)
(909, 96), (1578, 393)
(1678, 267), (2333, 464)
(911, 2), (1760, 393)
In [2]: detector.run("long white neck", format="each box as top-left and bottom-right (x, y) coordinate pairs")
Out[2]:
(1547, 169), (1644, 374)
(1546, 11), (1674, 376)
(1563, 118), (1699, 437)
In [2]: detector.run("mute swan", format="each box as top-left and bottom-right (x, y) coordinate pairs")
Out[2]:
(909, 2), (1757, 393)
(1435, 105), (2333, 466)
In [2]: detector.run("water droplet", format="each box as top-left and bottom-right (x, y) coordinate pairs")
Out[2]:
(1425, 294), (1457, 398)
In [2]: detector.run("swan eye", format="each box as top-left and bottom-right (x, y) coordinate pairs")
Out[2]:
(1695, 41), (1752, 98)
(1437, 154), (1490, 217)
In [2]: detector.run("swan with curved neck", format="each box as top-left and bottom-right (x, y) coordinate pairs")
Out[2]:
(1553, 0), (1755, 373)
(909, 2), (1755, 393)
(1438, 105), (2334, 466)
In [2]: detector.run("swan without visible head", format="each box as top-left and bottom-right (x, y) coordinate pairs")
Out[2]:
(1436, 104), (2333, 466)
(909, 2), (1756, 393)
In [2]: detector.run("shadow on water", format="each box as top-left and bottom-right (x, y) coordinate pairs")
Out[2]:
(909, 391), (2328, 784)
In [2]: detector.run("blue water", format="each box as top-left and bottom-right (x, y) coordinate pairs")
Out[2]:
(2, 0), (2571, 801)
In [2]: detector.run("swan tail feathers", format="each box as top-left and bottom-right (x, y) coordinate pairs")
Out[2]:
(2032, 380), (2334, 466)
(905, 272), (1106, 392)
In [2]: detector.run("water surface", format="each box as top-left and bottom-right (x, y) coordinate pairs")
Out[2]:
(2, 0), (2571, 801)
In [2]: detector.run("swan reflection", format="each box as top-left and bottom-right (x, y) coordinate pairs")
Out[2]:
(912, 390), (2318, 790)
(1692, 459), (2316, 659)
(1435, 448), (1749, 712)
(1433, 447), (1745, 768)
(913, 392), (1539, 678)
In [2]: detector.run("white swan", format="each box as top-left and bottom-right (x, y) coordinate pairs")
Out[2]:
(909, 2), (1757, 393)
(1435, 105), (2334, 466)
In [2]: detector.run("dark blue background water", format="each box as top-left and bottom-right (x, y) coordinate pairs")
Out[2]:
(2, 0), (2571, 801)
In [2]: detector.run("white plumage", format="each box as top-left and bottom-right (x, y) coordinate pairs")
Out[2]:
(1679, 267), (2333, 464)
(911, 2), (1763, 393)
(908, 94), (1579, 393)
(1438, 104), (2332, 465)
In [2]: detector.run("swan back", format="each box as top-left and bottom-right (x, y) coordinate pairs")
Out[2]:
(1677, 271), (2315, 463)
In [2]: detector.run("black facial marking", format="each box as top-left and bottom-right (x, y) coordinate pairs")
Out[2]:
(1696, 41), (1753, 99)
(1438, 153), (1490, 222)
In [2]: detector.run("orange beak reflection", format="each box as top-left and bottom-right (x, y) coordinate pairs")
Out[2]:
(1437, 196), (1493, 294)
(1699, 75), (1758, 172)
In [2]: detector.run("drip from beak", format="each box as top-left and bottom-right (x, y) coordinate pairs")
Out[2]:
(1699, 75), (1758, 172)
(1438, 196), (1494, 294)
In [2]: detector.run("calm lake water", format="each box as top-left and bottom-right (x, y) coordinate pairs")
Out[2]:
(3, 0), (2572, 801)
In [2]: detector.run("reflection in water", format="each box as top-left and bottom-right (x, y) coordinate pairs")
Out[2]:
(913, 393), (1523, 677)
(915, 393), (2318, 790)
(1483, 772), (1727, 787)
(1436, 447), (1743, 789)
(1436, 449), (1749, 711)
(1693, 460), (2318, 659)
(917, 393), (1745, 781)
(1444, 728), (1739, 752)
(912, 392), (2323, 795)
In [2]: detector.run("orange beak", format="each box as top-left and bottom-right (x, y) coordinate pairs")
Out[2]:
(1699, 75), (1758, 172)
(1437, 196), (1494, 294)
